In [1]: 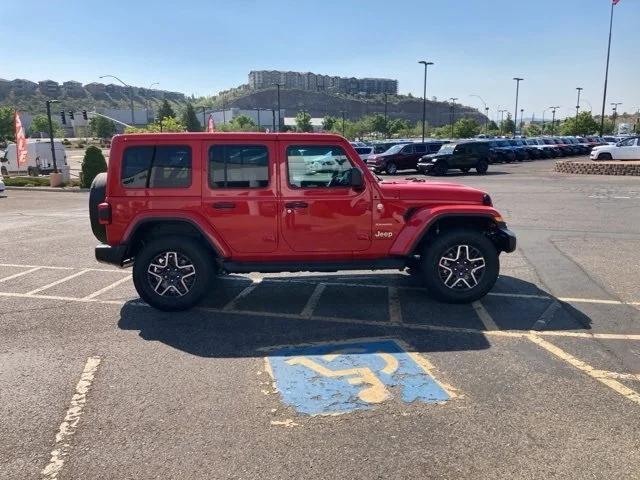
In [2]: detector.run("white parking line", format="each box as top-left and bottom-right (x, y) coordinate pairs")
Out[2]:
(472, 300), (498, 331)
(82, 275), (132, 300)
(41, 356), (101, 480)
(0, 263), (72, 271)
(0, 266), (43, 283)
(223, 284), (258, 311)
(27, 269), (91, 295)
(300, 283), (326, 319)
(388, 287), (402, 324)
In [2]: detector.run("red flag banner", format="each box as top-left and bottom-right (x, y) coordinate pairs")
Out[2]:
(14, 111), (28, 167)
(207, 114), (215, 133)
(613, 0), (621, 5)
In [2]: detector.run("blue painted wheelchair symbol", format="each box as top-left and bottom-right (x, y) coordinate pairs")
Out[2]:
(266, 339), (452, 415)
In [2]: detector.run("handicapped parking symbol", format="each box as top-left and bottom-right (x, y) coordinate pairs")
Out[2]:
(266, 339), (453, 415)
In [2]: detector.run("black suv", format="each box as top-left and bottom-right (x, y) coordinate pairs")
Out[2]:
(417, 141), (490, 176)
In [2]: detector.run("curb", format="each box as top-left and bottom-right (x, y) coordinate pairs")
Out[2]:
(555, 160), (640, 176)
(5, 186), (90, 193)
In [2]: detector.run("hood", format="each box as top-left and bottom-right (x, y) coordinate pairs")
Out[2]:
(421, 153), (452, 162)
(379, 178), (487, 204)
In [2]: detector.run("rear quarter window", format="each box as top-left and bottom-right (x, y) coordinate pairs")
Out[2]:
(121, 145), (192, 189)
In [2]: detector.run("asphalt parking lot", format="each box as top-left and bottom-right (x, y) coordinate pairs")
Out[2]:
(1, 159), (640, 479)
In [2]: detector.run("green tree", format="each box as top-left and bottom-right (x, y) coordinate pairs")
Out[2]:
(500, 114), (515, 135)
(181, 103), (202, 132)
(452, 118), (480, 138)
(80, 146), (108, 188)
(523, 124), (542, 137)
(29, 114), (63, 137)
(125, 116), (185, 133)
(0, 107), (14, 142)
(156, 100), (176, 122)
(322, 116), (336, 131)
(295, 111), (313, 132)
(387, 118), (410, 135)
(559, 112), (600, 136)
(89, 116), (117, 139)
(487, 120), (498, 131)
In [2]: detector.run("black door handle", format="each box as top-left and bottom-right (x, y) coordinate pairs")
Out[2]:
(212, 202), (236, 209)
(285, 202), (308, 209)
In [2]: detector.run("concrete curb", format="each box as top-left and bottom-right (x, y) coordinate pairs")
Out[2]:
(5, 186), (89, 193)
(555, 160), (640, 176)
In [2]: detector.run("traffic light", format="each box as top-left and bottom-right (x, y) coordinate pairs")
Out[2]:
(68, 110), (75, 120)
(82, 110), (88, 120)
(60, 111), (66, 125)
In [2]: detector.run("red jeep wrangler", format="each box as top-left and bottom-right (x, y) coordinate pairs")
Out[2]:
(89, 133), (515, 311)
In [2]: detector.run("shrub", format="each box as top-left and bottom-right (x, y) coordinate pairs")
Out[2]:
(62, 138), (71, 146)
(80, 146), (107, 188)
(76, 143), (86, 149)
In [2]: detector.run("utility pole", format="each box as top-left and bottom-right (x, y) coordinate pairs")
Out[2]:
(599, 0), (619, 136)
(611, 102), (622, 133)
(45, 100), (60, 173)
(550, 106), (560, 135)
(575, 87), (583, 135)
(513, 77), (524, 137)
(418, 61), (434, 142)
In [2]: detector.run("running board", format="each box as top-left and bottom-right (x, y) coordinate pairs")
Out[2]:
(221, 259), (407, 274)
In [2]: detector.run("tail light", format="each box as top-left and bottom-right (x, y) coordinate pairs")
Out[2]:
(98, 202), (112, 225)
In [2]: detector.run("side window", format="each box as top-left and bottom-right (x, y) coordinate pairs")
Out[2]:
(401, 145), (414, 154)
(429, 144), (441, 153)
(455, 145), (468, 154)
(415, 144), (427, 154)
(122, 145), (191, 188)
(287, 145), (354, 188)
(209, 145), (269, 188)
(618, 138), (633, 147)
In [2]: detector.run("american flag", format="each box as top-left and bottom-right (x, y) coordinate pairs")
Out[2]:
(612, 0), (621, 5)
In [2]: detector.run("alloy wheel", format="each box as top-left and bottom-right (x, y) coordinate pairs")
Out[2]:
(147, 251), (197, 297)
(438, 244), (486, 290)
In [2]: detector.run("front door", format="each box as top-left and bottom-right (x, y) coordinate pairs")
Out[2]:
(279, 142), (372, 253)
(201, 140), (279, 254)
(617, 138), (640, 160)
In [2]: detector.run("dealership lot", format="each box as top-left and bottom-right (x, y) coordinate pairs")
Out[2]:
(1, 160), (640, 479)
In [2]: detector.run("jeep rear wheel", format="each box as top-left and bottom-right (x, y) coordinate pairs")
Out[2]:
(421, 229), (499, 303)
(132, 236), (213, 311)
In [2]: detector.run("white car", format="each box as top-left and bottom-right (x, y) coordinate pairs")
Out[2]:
(590, 136), (640, 161)
(354, 146), (375, 161)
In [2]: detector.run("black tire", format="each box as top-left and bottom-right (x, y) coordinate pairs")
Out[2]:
(0, 166), (7, 176)
(475, 159), (489, 174)
(89, 172), (108, 243)
(597, 152), (613, 161)
(433, 160), (448, 176)
(385, 162), (398, 175)
(421, 228), (499, 304)
(132, 235), (214, 311)
(460, 167), (471, 173)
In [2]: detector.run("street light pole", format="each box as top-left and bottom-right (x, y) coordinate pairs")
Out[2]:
(498, 110), (507, 136)
(520, 108), (524, 135)
(273, 83), (283, 132)
(45, 100), (60, 173)
(100, 75), (135, 125)
(418, 61), (434, 142)
(513, 77), (524, 137)
(471, 94), (488, 134)
(449, 97), (458, 138)
(340, 110), (346, 137)
(383, 92), (388, 137)
(575, 87), (583, 134)
(599, 0), (618, 136)
(147, 82), (158, 123)
(550, 106), (560, 135)
(611, 102), (622, 133)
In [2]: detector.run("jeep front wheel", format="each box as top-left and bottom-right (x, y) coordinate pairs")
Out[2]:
(421, 229), (499, 303)
(385, 162), (398, 175)
(132, 236), (213, 311)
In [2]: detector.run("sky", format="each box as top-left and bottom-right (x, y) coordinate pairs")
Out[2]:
(2, 0), (639, 120)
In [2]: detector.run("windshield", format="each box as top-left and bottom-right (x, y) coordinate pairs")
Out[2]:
(383, 144), (407, 155)
(438, 144), (456, 154)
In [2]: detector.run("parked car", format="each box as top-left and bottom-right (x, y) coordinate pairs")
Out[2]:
(366, 142), (444, 174)
(417, 141), (491, 176)
(590, 136), (640, 161)
(527, 139), (555, 158)
(507, 139), (530, 161)
(488, 139), (517, 163)
(0, 139), (69, 176)
(0, 170), (5, 194)
(89, 132), (516, 310)
(602, 136), (618, 145)
(354, 146), (375, 161)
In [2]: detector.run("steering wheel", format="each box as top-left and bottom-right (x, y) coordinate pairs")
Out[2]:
(328, 169), (351, 187)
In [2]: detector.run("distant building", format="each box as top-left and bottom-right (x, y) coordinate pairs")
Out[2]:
(62, 81), (85, 97)
(38, 79), (60, 96)
(249, 70), (398, 95)
(11, 79), (38, 94)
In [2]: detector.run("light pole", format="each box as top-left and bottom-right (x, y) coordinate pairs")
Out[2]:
(273, 83), (283, 132)
(449, 97), (458, 138)
(340, 110), (346, 137)
(146, 82), (158, 123)
(100, 75), (135, 125)
(513, 77), (524, 137)
(498, 109), (507, 136)
(471, 94), (488, 134)
(550, 106), (560, 135)
(575, 87), (583, 134)
(611, 102), (622, 133)
(600, 0), (620, 136)
(542, 107), (552, 135)
(383, 92), (388, 137)
(418, 61), (434, 142)
(520, 108), (524, 136)
(45, 100), (60, 173)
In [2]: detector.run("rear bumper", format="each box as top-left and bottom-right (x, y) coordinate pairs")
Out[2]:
(95, 243), (129, 267)
(493, 227), (517, 253)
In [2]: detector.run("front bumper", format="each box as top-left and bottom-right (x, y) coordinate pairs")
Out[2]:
(493, 227), (517, 253)
(416, 163), (433, 173)
(95, 243), (129, 267)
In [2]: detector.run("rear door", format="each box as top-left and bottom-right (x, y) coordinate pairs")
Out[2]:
(398, 144), (414, 169)
(278, 141), (372, 253)
(201, 140), (279, 253)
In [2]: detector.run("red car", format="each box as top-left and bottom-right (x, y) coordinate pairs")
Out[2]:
(90, 133), (515, 311)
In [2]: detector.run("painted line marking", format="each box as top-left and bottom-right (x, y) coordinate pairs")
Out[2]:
(0, 289), (639, 342)
(27, 269), (91, 295)
(472, 300), (498, 331)
(300, 283), (326, 319)
(0, 266), (43, 283)
(527, 334), (640, 406)
(41, 356), (101, 480)
(82, 275), (132, 300)
(0, 263), (73, 271)
(532, 300), (562, 330)
(222, 284), (258, 311)
(388, 287), (402, 324)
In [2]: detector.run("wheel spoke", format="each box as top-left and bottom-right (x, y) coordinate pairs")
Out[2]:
(438, 244), (486, 291)
(146, 251), (197, 298)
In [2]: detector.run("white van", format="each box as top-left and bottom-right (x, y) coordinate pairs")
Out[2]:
(1, 139), (68, 176)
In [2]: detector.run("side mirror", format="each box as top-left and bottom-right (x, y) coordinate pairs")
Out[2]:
(350, 167), (365, 190)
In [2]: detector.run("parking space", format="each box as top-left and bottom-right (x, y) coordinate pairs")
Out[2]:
(2, 161), (640, 478)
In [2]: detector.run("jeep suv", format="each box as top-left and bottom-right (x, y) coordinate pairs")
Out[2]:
(366, 142), (444, 174)
(417, 141), (491, 176)
(89, 133), (515, 311)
